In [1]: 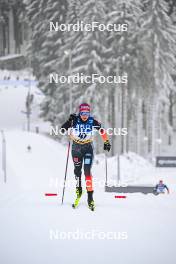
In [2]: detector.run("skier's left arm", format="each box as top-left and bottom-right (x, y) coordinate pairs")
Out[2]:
(164, 185), (170, 194)
(93, 119), (111, 152)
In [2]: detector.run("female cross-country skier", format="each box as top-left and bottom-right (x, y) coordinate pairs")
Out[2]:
(61, 103), (111, 211)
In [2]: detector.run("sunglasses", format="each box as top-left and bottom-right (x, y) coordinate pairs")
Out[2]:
(80, 112), (90, 116)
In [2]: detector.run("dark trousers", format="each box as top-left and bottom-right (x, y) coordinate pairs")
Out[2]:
(72, 142), (94, 190)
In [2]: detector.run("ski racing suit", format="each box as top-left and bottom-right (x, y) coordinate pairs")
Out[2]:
(61, 114), (109, 193)
(154, 183), (169, 195)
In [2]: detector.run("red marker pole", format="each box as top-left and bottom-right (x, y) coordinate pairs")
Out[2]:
(115, 195), (126, 199)
(45, 193), (58, 196)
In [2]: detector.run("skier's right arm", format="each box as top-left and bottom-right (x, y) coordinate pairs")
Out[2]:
(60, 114), (76, 133)
(153, 184), (158, 192)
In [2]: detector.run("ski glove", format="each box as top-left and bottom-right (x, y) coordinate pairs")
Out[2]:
(104, 140), (111, 152)
(69, 113), (77, 122)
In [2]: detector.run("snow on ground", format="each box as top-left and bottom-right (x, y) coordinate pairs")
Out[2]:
(0, 130), (176, 264)
(103, 152), (155, 186)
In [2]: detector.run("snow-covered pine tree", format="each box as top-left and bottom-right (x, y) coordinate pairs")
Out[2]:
(24, 0), (68, 124)
(23, 0), (44, 75)
(39, 0), (68, 123)
(70, 0), (109, 108)
(140, 0), (176, 159)
(106, 0), (143, 154)
(54, 0), (83, 119)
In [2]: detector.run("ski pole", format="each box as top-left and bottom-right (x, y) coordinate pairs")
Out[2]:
(117, 154), (120, 185)
(105, 153), (108, 186)
(61, 140), (71, 205)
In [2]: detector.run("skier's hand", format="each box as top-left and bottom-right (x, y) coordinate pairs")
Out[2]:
(104, 140), (111, 152)
(69, 113), (76, 122)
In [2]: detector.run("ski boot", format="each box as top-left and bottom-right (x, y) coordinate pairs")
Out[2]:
(87, 191), (95, 211)
(72, 187), (82, 209)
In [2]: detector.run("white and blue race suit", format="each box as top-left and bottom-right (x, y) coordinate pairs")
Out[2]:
(154, 183), (169, 194)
